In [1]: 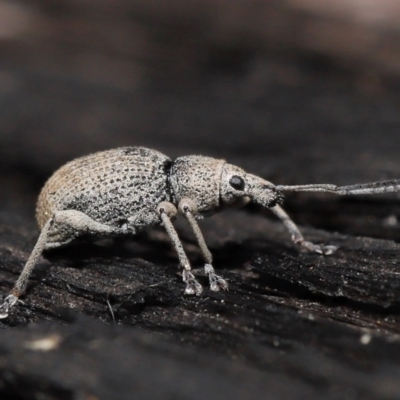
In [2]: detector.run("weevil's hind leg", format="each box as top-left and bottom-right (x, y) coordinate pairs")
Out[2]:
(178, 198), (228, 292)
(45, 209), (120, 248)
(156, 202), (203, 296)
(0, 217), (54, 318)
(270, 205), (338, 255)
(0, 210), (122, 319)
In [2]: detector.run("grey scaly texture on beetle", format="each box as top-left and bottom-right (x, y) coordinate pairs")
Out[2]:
(1, 146), (400, 318)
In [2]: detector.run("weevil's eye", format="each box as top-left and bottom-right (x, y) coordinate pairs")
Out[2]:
(229, 175), (245, 191)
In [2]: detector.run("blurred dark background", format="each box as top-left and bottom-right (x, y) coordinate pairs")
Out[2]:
(2, 0), (400, 239)
(1, 0), (400, 189)
(2, 1), (400, 399)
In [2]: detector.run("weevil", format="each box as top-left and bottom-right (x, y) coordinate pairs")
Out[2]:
(1, 146), (400, 318)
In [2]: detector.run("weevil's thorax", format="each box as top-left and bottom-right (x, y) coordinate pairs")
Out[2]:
(169, 155), (225, 217)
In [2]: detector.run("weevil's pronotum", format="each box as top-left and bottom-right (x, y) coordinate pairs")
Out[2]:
(1, 146), (400, 318)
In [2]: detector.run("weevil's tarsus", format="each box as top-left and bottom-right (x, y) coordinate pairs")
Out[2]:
(294, 239), (338, 255)
(182, 270), (203, 295)
(270, 205), (338, 255)
(157, 201), (203, 296)
(0, 294), (19, 319)
(179, 198), (228, 291)
(205, 264), (229, 292)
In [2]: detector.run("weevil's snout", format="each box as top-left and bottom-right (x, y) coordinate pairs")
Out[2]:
(258, 185), (285, 208)
(247, 176), (284, 208)
(220, 164), (284, 208)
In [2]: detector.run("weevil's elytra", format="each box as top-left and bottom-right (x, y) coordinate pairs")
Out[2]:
(1, 146), (400, 318)
(36, 147), (172, 230)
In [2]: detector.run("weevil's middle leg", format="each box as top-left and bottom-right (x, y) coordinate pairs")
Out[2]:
(270, 205), (338, 255)
(178, 198), (228, 292)
(157, 202), (203, 295)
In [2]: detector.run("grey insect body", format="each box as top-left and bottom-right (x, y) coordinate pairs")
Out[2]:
(1, 146), (400, 318)
(37, 147), (173, 241)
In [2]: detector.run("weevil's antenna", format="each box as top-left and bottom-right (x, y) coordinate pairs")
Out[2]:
(275, 179), (400, 195)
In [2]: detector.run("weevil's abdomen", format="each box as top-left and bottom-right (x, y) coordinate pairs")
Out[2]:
(36, 147), (173, 229)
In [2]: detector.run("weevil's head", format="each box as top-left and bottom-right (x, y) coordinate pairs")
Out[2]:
(220, 163), (284, 208)
(170, 156), (283, 218)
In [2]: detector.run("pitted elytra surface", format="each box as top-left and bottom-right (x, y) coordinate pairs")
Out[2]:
(37, 147), (172, 230)
(1, 145), (400, 319)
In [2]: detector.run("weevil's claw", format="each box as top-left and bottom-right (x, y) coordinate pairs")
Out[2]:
(320, 245), (338, 255)
(182, 270), (203, 296)
(184, 280), (203, 296)
(0, 294), (19, 319)
(297, 240), (338, 256)
(205, 264), (229, 292)
(210, 277), (229, 292)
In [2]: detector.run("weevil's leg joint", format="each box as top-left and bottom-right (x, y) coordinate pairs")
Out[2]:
(156, 201), (178, 219)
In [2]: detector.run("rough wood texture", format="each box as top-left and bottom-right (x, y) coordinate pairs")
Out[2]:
(1, 2), (400, 400)
(2, 170), (400, 400)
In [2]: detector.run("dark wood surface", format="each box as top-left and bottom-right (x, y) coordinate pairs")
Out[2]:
(1, 3), (400, 400)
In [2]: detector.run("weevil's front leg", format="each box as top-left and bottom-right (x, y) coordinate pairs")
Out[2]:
(270, 205), (338, 255)
(0, 210), (121, 319)
(156, 202), (203, 295)
(178, 198), (228, 292)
